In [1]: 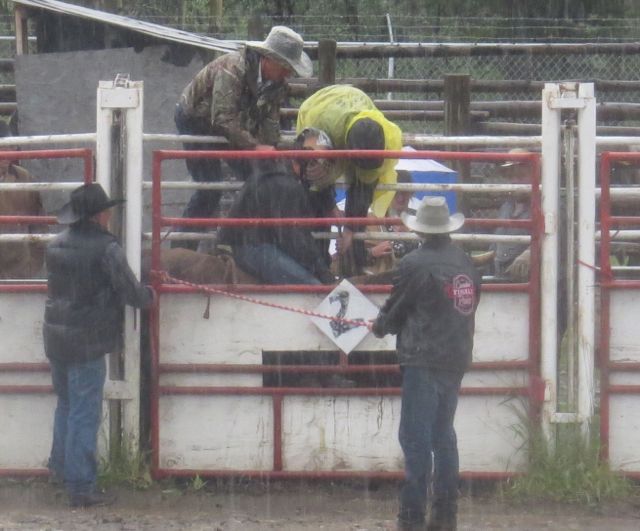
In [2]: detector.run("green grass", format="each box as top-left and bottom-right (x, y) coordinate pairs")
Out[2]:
(506, 417), (633, 505)
(98, 444), (153, 491)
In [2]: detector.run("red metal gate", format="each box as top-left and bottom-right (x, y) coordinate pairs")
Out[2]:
(598, 151), (640, 478)
(149, 148), (543, 480)
(0, 148), (93, 477)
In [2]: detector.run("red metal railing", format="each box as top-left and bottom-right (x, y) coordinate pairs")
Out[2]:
(598, 152), (640, 478)
(0, 148), (93, 477)
(149, 148), (543, 480)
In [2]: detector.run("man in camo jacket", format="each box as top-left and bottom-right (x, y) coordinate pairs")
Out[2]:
(174, 26), (312, 249)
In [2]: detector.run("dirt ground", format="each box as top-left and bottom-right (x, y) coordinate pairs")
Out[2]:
(1, 479), (640, 530)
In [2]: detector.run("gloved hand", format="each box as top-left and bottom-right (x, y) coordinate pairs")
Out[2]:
(506, 248), (531, 281)
(371, 318), (385, 338)
(318, 269), (337, 285)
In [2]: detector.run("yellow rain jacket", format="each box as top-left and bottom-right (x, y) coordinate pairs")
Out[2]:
(296, 85), (403, 217)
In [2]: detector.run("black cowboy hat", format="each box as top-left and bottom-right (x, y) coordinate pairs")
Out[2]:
(56, 183), (125, 224)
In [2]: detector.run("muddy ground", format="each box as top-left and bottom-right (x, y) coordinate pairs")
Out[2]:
(1, 479), (640, 530)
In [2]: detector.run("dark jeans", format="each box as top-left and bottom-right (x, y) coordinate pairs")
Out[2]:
(398, 366), (463, 526)
(48, 356), (106, 498)
(233, 243), (321, 285)
(174, 104), (251, 250)
(344, 178), (376, 273)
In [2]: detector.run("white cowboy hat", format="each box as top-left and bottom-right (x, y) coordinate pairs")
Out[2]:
(247, 26), (313, 78)
(401, 196), (465, 234)
(500, 147), (530, 168)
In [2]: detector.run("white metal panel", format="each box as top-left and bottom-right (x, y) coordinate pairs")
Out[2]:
(458, 396), (527, 472)
(473, 292), (529, 362)
(609, 395), (640, 472)
(282, 396), (403, 471)
(610, 290), (640, 362)
(160, 291), (528, 364)
(0, 395), (54, 469)
(462, 370), (527, 388)
(609, 372), (640, 386)
(160, 373), (262, 388)
(159, 395), (273, 470)
(0, 293), (47, 363)
(159, 293), (395, 364)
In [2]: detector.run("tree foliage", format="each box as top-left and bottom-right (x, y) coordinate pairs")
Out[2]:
(26, 0), (636, 20)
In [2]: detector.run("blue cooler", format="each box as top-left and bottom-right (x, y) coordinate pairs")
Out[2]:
(335, 147), (458, 213)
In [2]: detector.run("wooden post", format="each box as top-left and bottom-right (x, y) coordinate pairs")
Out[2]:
(247, 12), (265, 40)
(444, 74), (471, 213)
(317, 39), (336, 85)
(14, 6), (29, 56)
(444, 74), (470, 136)
(208, 0), (223, 34)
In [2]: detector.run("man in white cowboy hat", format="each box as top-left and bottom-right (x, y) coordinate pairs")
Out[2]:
(492, 148), (532, 280)
(43, 183), (154, 508)
(174, 26), (313, 250)
(371, 196), (481, 531)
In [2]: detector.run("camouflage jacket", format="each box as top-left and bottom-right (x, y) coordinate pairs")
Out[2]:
(178, 48), (286, 149)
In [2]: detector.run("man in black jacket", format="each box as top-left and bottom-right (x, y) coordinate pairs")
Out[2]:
(217, 158), (335, 284)
(372, 197), (481, 531)
(43, 183), (153, 508)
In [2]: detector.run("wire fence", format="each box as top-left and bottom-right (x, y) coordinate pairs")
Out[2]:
(0, 12), (639, 132)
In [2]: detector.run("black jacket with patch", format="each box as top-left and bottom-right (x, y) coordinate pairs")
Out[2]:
(372, 235), (481, 372)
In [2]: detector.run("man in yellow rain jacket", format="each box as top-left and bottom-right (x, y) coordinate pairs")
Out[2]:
(296, 85), (403, 272)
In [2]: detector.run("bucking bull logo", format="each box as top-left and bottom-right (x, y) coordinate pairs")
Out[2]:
(328, 290), (365, 338)
(444, 274), (476, 315)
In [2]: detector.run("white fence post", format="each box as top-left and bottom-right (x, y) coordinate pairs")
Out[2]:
(540, 83), (562, 441)
(96, 78), (144, 453)
(576, 83), (597, 432)
(123, 80), (144, 452)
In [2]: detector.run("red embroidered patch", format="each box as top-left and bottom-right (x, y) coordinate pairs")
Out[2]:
(445, 274), (476, 315)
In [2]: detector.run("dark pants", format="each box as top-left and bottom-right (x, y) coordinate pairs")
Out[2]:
(344, 177), (376, 273)
(174, 104), (251, 250)
(398, 366), (463, 526)
(48, 356), (106, 498)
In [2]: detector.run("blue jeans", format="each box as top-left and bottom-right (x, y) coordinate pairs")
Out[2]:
(234, 243), (321, 285)
(398, 366), (463, 525)
(48, 356), (106, 498)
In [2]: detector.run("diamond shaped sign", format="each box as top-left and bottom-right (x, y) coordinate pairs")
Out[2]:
(311, 279), (380, 354)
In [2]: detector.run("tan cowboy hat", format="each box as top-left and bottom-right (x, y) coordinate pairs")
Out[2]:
(247, 26), (313, 78)
(401, 196), (465, 234)
(501, 147), (530, 168)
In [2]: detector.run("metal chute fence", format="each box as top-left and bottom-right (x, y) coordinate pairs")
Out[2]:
(148, 147), (543, 480)
(597, 151), (640, 479)
(0, 146), (93, 477)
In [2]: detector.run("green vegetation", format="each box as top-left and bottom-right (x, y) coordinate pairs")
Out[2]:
(188, 474), (208, 492)
(98, 444), (153, 491)
(506, 418), (634, 505)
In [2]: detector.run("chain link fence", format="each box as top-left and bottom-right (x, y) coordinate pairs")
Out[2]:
(1, 12), (639, 133)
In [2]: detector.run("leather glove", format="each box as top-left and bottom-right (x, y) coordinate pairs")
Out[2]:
(318, 269), (337, 285)
(371, 318), (385, 338)
(506, 248), (531, 281)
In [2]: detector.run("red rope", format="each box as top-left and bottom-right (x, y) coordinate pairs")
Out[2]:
(152, 270), (373, 329)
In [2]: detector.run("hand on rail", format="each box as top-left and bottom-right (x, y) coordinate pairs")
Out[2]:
(336, 228), (354, 255)
(506, 248), (531, 281)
